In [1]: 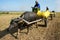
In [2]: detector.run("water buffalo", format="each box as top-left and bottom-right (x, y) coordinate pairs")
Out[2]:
(8, 11), (38, 30)
(8, 11), (47, 34)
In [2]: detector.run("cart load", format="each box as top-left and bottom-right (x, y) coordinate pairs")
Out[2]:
(37, 10), (50, 18)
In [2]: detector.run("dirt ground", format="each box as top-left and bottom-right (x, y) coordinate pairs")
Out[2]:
(0, 13), (60, 40)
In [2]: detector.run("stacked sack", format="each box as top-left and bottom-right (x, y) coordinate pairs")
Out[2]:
(37, 10), (50, 18)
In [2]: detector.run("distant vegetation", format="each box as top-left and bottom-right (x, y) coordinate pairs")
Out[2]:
(0, 11), (24, 15)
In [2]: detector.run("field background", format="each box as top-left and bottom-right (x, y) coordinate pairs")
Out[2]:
(0, 12), (60, 40)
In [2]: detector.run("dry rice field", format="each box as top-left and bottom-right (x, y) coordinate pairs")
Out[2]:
(0, 12), (60, 40)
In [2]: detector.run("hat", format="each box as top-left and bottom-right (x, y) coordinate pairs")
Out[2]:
(35, 1), (38, 3)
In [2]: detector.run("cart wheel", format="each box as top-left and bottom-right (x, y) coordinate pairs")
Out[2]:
(50, 14), (53, 20)
(44, 18), (47, 27)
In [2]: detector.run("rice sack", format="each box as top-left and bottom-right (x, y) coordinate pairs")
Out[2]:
(37, 10), (50, 18)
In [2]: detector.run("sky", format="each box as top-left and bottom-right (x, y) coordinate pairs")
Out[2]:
(0, 0), (60, 12)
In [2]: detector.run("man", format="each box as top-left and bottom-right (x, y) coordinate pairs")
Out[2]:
(34, 1), (40, 9)
(46, 7), (49, 11)
(32, 1), (40, 13)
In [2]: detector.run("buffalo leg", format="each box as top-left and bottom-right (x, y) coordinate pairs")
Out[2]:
(44, 18), (47, 27)
(26, 25), (30, 34)
(35, 22), (38, 28)
(17, 27), (21, 40)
